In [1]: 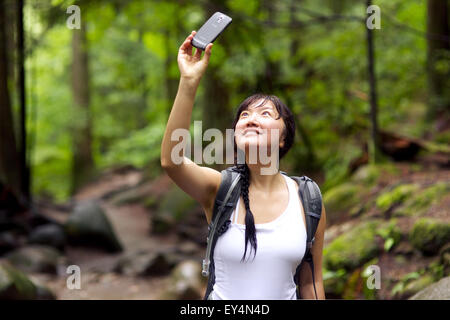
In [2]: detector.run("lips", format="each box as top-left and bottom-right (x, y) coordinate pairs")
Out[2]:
(243, 128), (262, 135)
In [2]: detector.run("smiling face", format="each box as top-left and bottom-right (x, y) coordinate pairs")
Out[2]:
(234, 99), (286, 156)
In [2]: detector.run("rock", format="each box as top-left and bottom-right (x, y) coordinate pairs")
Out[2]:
(35, 284), (56, 300)
(376, 183), (420, 213)
(28, 224), (66, 251)
(159, 260), (205, 300)
(351, 164), (380, 186)
(323, 220), (381, 271)
(0, 231), (21, 255)
(64, 200), (123, 253)
(401, 274), (436, 299)
(0, 261), (55, 299)
(439, 243), (450, 275)
(409, 218), (450, 256)
(151, 186), (197, 234)
(394, 182), (450, 217)
(323, 183), (361, 225)
(409, 276), (450, 300)
(5, 245), (61, 274)
(393, 241), (415, 256)
(0, 261), (37, 299)
(114, 249), (172, 277)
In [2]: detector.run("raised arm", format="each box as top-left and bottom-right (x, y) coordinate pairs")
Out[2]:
(160, 31), (221, 224)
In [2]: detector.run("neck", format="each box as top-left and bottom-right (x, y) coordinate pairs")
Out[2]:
(245, 161), (283, 192)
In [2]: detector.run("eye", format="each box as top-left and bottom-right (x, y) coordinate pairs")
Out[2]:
(262, 111), (271, 116)
(240, 111), (249, 117)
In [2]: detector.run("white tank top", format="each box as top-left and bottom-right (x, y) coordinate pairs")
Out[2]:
(211, 174), (307, 300)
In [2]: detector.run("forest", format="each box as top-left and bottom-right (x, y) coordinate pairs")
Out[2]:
(0, 0), (449, 300)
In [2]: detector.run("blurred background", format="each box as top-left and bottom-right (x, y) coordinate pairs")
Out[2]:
(0, 0), (449, 300)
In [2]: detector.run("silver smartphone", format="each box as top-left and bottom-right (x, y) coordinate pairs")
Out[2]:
(191, 12), (232, 51)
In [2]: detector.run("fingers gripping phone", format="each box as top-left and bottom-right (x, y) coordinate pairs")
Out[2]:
(191, 12), (232, 51)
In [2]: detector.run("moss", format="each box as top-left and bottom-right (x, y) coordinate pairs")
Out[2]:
(324, 220), (381, 271)
(376, 183), (420, 212)
(394, 182), (450, 217)
(158, 186), (197, 221)
(351, 164), (380, 186)
(323, 268), (347, 297)
(376, 219), (403, 252)
(0, 262), (37, 300)
(401, 274), (435, 299)
(409, 218), (450, 255)
(323, 183), (360, 214)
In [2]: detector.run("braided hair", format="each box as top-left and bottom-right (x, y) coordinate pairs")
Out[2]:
(236, 163), (257, 262)
(231, 93), (296, 263)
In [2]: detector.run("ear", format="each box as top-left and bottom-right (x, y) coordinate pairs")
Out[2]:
(279, 130), (286, 149)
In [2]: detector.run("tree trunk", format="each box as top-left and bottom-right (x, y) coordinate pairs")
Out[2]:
(426, 0), (450, 121)
(366, 0), (381, 164)
(16, 0), (30, 202)
(70, 19), (95, 194)
(0, 0), (22, 199)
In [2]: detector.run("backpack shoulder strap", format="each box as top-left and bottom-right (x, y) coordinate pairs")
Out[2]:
(203, 166), (242, 300)
(290, 175), (323, 299)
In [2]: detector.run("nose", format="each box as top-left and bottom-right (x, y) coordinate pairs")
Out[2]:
(246, 112), (260, 126)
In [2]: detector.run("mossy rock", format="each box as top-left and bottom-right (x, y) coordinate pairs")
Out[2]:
(376, 183), (420, 212)
(0, 261), (37, 300)
(324, 220), (381, 271)
(409, 218), (450, 256)
(157, 186), (197, 221)
(151, 186), (198, 233)
(323, 183), (362, 224)
(394, 182), (450, 217)
(376, 219), (403, 252)
(351, 164), (380, 186)
(395, 274), (436, 299)
(323, 268), (347, 298)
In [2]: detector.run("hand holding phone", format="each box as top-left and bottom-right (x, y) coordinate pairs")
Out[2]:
(178, 31), (213, 82)
(191, 12), (232, 51)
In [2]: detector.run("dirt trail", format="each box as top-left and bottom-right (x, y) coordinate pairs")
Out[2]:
(31, 168), (180, 300)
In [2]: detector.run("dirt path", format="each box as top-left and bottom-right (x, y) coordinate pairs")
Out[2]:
(31, 169), (182, 300)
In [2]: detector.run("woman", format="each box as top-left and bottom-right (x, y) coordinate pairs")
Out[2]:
(160, 31), (326, 300)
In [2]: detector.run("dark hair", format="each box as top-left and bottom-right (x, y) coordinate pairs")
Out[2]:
(231, 93), (296, 262)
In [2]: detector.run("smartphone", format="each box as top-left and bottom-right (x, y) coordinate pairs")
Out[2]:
(191, 12), (232, 51)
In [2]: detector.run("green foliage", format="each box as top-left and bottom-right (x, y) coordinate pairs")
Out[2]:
(376, 220), (402, 252)
(25, 0), (440, 203)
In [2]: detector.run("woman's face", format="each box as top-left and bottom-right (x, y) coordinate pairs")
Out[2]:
(234, 99), (286, 156)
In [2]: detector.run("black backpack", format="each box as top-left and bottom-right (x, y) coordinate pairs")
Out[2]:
(202, 165), (323, 300)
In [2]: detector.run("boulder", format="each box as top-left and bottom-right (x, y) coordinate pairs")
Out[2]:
(159, 260), (205, 300)
(0, 261), (55, 300)
(28, 224), (66, 251)
(64, 200), (123, 252)
(409, 276), (450, 300)
(323, 220), (382, 271)
(5, 245), (60, 275)
(114, 249), (172, 277)
(409, 218), (450, 256)
(323, 183), (361, 225)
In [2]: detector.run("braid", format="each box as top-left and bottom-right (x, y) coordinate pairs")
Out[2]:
(237, 163), (257, 262)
